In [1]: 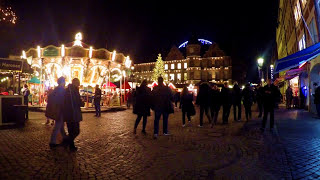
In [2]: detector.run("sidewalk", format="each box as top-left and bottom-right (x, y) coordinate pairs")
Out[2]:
(29, 105), (128, 113)
(275, 108), (320, 179)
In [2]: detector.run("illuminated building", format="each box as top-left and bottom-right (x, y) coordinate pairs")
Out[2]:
(133, 37), (232, 87)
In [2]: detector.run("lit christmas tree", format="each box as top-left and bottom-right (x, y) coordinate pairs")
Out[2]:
(152, 54), (166, 82)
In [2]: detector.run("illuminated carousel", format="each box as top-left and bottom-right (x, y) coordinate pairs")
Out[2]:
(19, 32), (133, 106)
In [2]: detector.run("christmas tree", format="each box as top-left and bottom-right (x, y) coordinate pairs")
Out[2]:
(152, 54), (166, 81)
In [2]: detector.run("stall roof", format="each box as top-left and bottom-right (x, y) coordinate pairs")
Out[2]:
(274, 42), (320, 73)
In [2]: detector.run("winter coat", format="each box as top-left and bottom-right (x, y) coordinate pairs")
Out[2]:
(180, 93), (194, 112)
(94, 88), (102, 102)
(221, 86), (232, 106)
(242, 87), (254, 105)
(256, 86), (264, 103)
(314, 86), (320, 104)
(45, 86), (66, 121)
(151, 84), (174, 113)
(133, 85), (151, 116)
(210, 89), (221, 109)
(63, 84), (83, 122)
(232, 84), (242, 105)
(286, 88), (293, 100)
(262, 84), (278, 108)
(196, 82), (211, 107)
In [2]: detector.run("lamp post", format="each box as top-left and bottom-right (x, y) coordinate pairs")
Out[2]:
(257, 58), (264, 82)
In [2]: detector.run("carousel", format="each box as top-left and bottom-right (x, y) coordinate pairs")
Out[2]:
(18, 32), (133, 106)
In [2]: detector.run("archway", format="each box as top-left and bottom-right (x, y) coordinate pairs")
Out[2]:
(309, 63), (320, 113)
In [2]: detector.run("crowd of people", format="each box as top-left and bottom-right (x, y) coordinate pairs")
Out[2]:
(132, 77), (282, 139)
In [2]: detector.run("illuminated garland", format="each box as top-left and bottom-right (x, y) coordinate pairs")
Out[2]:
(152, 54), (166, 81)
(0, 6), (17, 24)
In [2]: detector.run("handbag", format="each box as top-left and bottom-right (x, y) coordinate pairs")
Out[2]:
(190, 104), (196, 116)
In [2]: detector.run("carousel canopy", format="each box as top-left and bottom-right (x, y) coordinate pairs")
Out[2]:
(29, 77), (40, 84)
(103, 82), (117, 88)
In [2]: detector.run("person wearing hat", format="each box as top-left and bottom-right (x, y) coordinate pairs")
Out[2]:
(48, 77), (68, 149)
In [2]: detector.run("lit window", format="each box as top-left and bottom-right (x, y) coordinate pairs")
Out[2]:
(294, 0), (302, 24)
(170, 74), (174, 80)
(184, 62), (187, 69)
(299, 35), (306, 50)
(184, 73), (188, 81)
(177, 63), (181, 69)
(171, 64), (175, 69)
(165, 64), (168, 70)
(177, 73), (181, 81)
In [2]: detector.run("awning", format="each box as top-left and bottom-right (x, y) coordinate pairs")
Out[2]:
(275, 42), (320, 73)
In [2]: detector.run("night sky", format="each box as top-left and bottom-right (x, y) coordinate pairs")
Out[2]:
(1, 0), (278, 82)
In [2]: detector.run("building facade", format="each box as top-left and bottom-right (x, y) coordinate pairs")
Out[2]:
(133, 40), (232, 86)
(275, 0), (320, 112)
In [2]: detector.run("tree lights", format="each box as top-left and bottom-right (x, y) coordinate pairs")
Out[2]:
(152, 54), (166, 81)
(0, 6), (17, 24)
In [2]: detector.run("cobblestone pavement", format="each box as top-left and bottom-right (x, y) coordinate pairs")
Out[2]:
(276, 109), (320, 180)
(0, 106), (291, 179)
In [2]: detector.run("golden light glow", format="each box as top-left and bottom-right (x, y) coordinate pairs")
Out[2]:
(73, 32), (83, 47)
(37, 46), (41, 58)
(125, 56), (131, 68)
(61, 44), (65, 57)
(21, 50), (26, 59)
(89, 46), (93, 58)
(112, 50), (116, 61)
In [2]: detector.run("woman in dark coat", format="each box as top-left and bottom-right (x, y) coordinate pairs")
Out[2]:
(133, 80), (151, 134)
(242, 83), (254, 121)
(180, 86), (194, 127)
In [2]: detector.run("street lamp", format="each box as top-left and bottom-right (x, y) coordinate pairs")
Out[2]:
(257, 58), (264, 82)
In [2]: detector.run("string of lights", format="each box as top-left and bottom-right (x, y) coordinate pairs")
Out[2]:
(0, 6), (17, 24)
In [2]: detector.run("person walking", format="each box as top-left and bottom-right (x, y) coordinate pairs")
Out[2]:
(46, 77), (68, 149)
(196, 82), (211, 127)
(242, 83), (254, 121)
(232, 82), (242, 121)
(221, 82), (232, 124)
(22, 84), (30, 120)
(256, 84), (264, 118)
(127, 90), (133, 108)
(180, 86), (195, 127)
(174, 91), (181, 108)
(133, 80), (151, 134)
(313, 83), (320, 118)
(63, 78), (83, 151)
(151, 77), (173, 139)
(286, 86), (293, 109)
(45, 88), (55, 125)
(94, 85), (102, 117)
(210, 83), (221, 127)
(260, 79), (278, 132)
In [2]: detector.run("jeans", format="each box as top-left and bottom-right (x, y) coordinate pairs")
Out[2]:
(262, 105), (274, 129)
(244, 103), (252, 120)
(154, 110), (169, 135)
(66, 122), (80, 146)
(200, 105), (211, 126)
(233, 103), (241, 121)
(50, 118), (67, 144)
(316, 104), (320, 117)
(210, 105), (220, 124)
(182, 111), (191, 125)
(222, 104), (231, 123)
(134, 114), (147, 131)
(94, 100), (101, 116)
(257, 100), (263, 117)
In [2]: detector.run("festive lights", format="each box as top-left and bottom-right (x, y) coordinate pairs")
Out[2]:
(21, 50), (26, 59)
(0, 6), (17, 24)
(89, 46), (93, 58)
(125, 56), (131, 68)
(152, 54), (166, 81)
(112, 50), (116, 61)
(178, 39), (213, 48)
(61, 44), (65, 57)
(37, 46), (41, 58)
(73, 32), (83, 47)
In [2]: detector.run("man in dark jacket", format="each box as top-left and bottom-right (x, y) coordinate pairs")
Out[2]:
(314, 83), (320, 117)
(22, 84), (30, 119)
(196, 82), (211, 127)
(285, 86), (293, 109)
(94, 84), (102, 117)
(151, 77), (173, 139)
(242, 83), (254, 121)
(232, 82), (242, 121)
(210, 83), (221, 127)
(256, 84), (264, 118)
(221, 82), (232, 124)
(63, 78), (83, 151)
(260, 79), (277, 132)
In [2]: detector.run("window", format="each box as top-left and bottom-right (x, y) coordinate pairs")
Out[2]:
(165, 64), (168, 70)
(309, 18), (318, 44)
(294, 0), (302, 25)
(184, 62), (187, 69)
(299, 34), (306, 50)
(184, 73), (188, 81)
(177, 63), (181, 69)
(171, 64), (175, 69)
(177, 73), (181, 81)
(169, 74), (174, 81)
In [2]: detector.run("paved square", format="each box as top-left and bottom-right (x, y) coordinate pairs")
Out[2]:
(0, 107), (291, 179)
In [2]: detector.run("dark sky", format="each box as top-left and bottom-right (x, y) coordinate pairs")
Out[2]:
(1, 0), (278, 82)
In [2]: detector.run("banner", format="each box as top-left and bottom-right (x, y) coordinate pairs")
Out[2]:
(0, 58), (23, 71)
